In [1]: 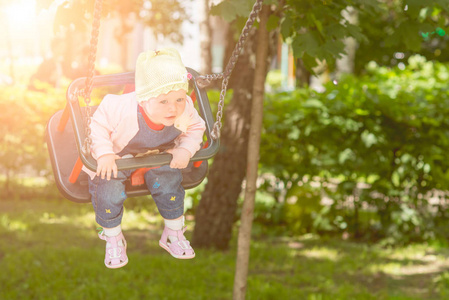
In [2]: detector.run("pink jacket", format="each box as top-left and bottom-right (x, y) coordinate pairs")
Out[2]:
(82, 92), (206, 179)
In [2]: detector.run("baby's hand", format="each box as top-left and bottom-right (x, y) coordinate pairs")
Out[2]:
(96, 154), (120, 180)
(166, 148), (191, 169)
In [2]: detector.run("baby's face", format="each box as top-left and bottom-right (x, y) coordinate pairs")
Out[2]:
(140, 89), (187, 126)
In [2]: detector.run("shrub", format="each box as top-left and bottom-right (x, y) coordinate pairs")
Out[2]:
(260, 55), (449, 243)
(0, 85), (66, 195)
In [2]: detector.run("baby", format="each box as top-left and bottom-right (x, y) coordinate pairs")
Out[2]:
(84, 48), (206, 268)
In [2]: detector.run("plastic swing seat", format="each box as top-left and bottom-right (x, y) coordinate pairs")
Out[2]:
(46, 68), (219, 203)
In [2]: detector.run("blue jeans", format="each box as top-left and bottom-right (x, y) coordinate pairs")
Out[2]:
(88, 165), (185, 227)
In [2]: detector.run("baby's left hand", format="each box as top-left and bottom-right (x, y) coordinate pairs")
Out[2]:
(166, 148), (191, 169)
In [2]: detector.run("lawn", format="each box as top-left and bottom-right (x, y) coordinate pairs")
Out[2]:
(1, 199), (449, 300)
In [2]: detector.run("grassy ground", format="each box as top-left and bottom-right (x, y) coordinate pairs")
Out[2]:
(1, 199), (449, 300)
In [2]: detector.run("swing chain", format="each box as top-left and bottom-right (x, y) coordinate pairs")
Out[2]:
(80, 0), (262, 145)
(198, 0), (263, 140)
(210, 77), (228, 139)
(196, 73), (223, 89)
(82, 0), (103, 155)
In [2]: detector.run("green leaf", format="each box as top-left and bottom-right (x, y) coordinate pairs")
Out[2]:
(326, 23), (347, 40)
(266, 15), (280, 32)
(287, 127), (300, 140)
(211, 0), (255, 21)
(345, 23), (368, 43)
(310, 14), (324, 34)
(301, 53), (319, 73)
(302, 99), (324, 109)
(396, 23), (423, 52)
(293, 31), (320, 55)
(339, 148), (355, 164)
(361, 130), (377, 148)
(237, 0), (256, 17)
(210, 1), (238, 22)
(280, 14), (294, 40)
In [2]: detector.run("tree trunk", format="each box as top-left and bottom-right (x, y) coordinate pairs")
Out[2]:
(233, 5), (270, 300)
(120, 14), (129, 71)
(116, 12), (132, 71)
(335, 7), (357, 76)
(199, 0), (212, 75)
(192, 23), (257, 250)
(5, 20), (15, 84)
(295, 58), (310, 87)
(5, 169), (11, 197)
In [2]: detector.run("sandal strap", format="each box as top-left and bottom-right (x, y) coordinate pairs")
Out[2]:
(99, 231), (128, 267)
(99, 231), (125, 243)
(174, 239), (192, 250)
(162, 226), (187, 241)
(159, 226), (195, 258)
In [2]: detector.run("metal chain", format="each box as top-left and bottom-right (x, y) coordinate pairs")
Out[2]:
(196, 73), (224, 88)
(82, 0), (103, 155)
(198, 0), (264, 140)
(80, 0), (262, 147)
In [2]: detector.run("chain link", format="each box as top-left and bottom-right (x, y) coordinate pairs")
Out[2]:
(196, 73), (224, 89)
(80, 0), (262, 147)
(197, 0), (263, 140)
(82, 0), (103, 155)
(210, 77), (229, 140)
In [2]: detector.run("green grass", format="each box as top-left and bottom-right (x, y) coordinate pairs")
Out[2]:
(1, 199), (449, 300)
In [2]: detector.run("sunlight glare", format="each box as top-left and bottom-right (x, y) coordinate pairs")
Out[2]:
(300, 247), (340, 261)
(5, 0), (37, 29)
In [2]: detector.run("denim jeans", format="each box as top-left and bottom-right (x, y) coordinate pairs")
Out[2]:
(88, 165), (185, 228)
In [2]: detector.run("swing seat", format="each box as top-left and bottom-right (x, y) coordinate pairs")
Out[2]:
(46, 69), (218, 203)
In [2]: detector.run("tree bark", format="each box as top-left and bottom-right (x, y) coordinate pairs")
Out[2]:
(192, 23), (257, 250)
(199, 0), (213, 75)
(295, 58), (310, 87)
(233, 5), (270, 300)
(115, 12), (133, 71)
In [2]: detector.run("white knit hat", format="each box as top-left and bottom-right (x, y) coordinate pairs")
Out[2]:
(135, 48), (190, 103)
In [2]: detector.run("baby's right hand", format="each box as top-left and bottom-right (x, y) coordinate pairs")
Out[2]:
(96, 154), (119, 180)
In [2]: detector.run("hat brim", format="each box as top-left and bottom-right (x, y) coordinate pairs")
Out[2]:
(136, 81), (189, 103)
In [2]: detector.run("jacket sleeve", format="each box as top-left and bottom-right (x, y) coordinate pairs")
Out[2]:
(89, 95), (117, 160)
(174, 99), (206, 157)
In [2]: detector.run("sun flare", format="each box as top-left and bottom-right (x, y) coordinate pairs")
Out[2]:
(4, 0), (37, 29)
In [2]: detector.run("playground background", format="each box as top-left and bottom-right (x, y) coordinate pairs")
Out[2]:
(1, 0), (449, 299)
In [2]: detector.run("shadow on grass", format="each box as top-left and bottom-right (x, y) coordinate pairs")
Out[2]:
(1, 199), (449, 299)
(248, 234), (449, 299)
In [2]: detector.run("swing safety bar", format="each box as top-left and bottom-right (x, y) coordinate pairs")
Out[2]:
(66, 68), (219, 173)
